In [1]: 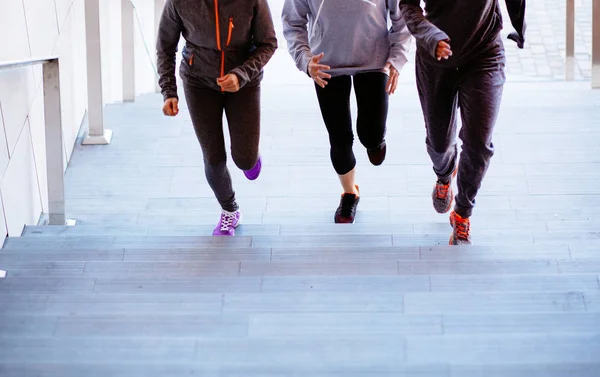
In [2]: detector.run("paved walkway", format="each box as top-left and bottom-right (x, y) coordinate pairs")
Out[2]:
(501, 0), (594, 81)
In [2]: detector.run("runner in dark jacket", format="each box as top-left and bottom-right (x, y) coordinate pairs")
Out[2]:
(157, 0), (277, 236)
(399, 0), (526, 245)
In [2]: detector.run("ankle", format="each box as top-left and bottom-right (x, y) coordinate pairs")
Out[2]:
(344, 184), (359, 196)
(453, 211), (470, 221)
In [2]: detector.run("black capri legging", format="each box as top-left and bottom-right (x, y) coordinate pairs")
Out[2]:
(314, 71), (389, 175)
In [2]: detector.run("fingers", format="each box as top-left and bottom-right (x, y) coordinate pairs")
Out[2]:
(386, 69), (399, 95)
(216, 75), (239, 92)
(312, 52), (325, 63)
(218, 78), (233, 91)
(311, 70), (330, 87)
(437, 41), (452, 60)
(314, 76), (328, 88)
(388, 75), (398, 95)
(315, 70), (331, 79)
(163, 100), (178, 116)
(439, 41), (451, 49)
(311, 64), (331, 72)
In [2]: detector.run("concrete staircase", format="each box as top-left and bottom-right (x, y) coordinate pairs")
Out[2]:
(0, 224), (599, 376)
(1, 54), (600, 375)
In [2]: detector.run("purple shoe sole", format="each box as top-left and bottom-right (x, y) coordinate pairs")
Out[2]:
(244, 156), (262, 181)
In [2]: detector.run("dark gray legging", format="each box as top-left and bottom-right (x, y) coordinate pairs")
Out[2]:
(416, 36), (506, 218)
(183, 81), (260, 212)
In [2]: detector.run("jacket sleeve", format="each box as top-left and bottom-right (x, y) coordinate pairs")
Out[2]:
(281, 0), (313, 75)
(387, 0), (412, 71)
(505, 0), (526, 48)
(156, 0), (182, 101)
(229, 0), (278, 88)
(399, 0), (449, 59)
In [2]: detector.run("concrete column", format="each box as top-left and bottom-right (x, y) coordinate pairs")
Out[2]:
(83, 0), (113, 145)
(42, 60), (67, 226)
(593, 0), (600, 88)
(122, 0), (136, 102)
(565, 0), (576, 81)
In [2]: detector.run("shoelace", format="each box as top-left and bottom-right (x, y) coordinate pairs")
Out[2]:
(340, 195), (357, 217)
(435, 181), (450, 199)
(220, 212), (237, 231)
(454, 217), (470, 240)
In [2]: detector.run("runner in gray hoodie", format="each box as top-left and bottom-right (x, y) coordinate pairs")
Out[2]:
(157, 0), (277, 236)
(400, 0), (526, 245)
(282, 0), (412, 224)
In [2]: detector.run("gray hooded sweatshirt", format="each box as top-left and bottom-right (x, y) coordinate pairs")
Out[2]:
(282, 0), (412, 77)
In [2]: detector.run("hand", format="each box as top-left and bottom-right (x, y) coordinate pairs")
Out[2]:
(384, 62), (399, 95)
(162, 98), (179, 116)
(507, 32), (525, 49)
(436, 40), (452, 60)
(217, 73), (240, 92)
(308, 53), (331, 88)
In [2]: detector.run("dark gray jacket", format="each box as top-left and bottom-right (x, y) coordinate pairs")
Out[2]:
(399, 0), (526, 67)
(157, 0), (278, 99)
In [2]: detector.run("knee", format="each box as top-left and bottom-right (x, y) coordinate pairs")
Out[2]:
(460, 131), (495, 158)
(231, 153), (257, 171)
(464, 140), (495, 160)
(358, 130), (384, 150)
(331, 154), (355, 175)
(426, 136), (454, 155)
(357, 117), (386, 149)
(330, 141), (355, 175)
(203, 153), (227, 170)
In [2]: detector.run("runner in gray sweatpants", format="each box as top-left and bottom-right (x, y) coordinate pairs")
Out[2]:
(157, 0), (277, 236)
(399, 0), (526, 245)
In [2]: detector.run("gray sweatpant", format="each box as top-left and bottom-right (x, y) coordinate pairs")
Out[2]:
(183, 80), (261, 212)
(416, 37), (506, 218)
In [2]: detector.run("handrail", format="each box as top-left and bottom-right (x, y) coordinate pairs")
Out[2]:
(0, 56), (59, 70)
(0, 56), (66, 227)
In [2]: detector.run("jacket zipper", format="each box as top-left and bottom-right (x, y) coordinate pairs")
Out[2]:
(213, 0), (222, 52)
(213, 0), (225, 91)
(226, 17), (234, 47)
(219, 17), (234, 87)
(189, 54), (194, 66)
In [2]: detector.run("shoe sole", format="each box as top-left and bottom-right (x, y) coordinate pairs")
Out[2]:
(244, 158), (262, 181)
(334, 218), (356, 224)
(367, 144), (386, 166)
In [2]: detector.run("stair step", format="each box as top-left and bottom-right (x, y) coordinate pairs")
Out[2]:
(0, 364), (599, 377)
(0, 245), (586, 262)
(0, 291), (593, 316)
(0, 334), (597, 366)
(14, 227), (600, 250)
(20, 222), (558, 237)
(2, 258), (595, 279)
